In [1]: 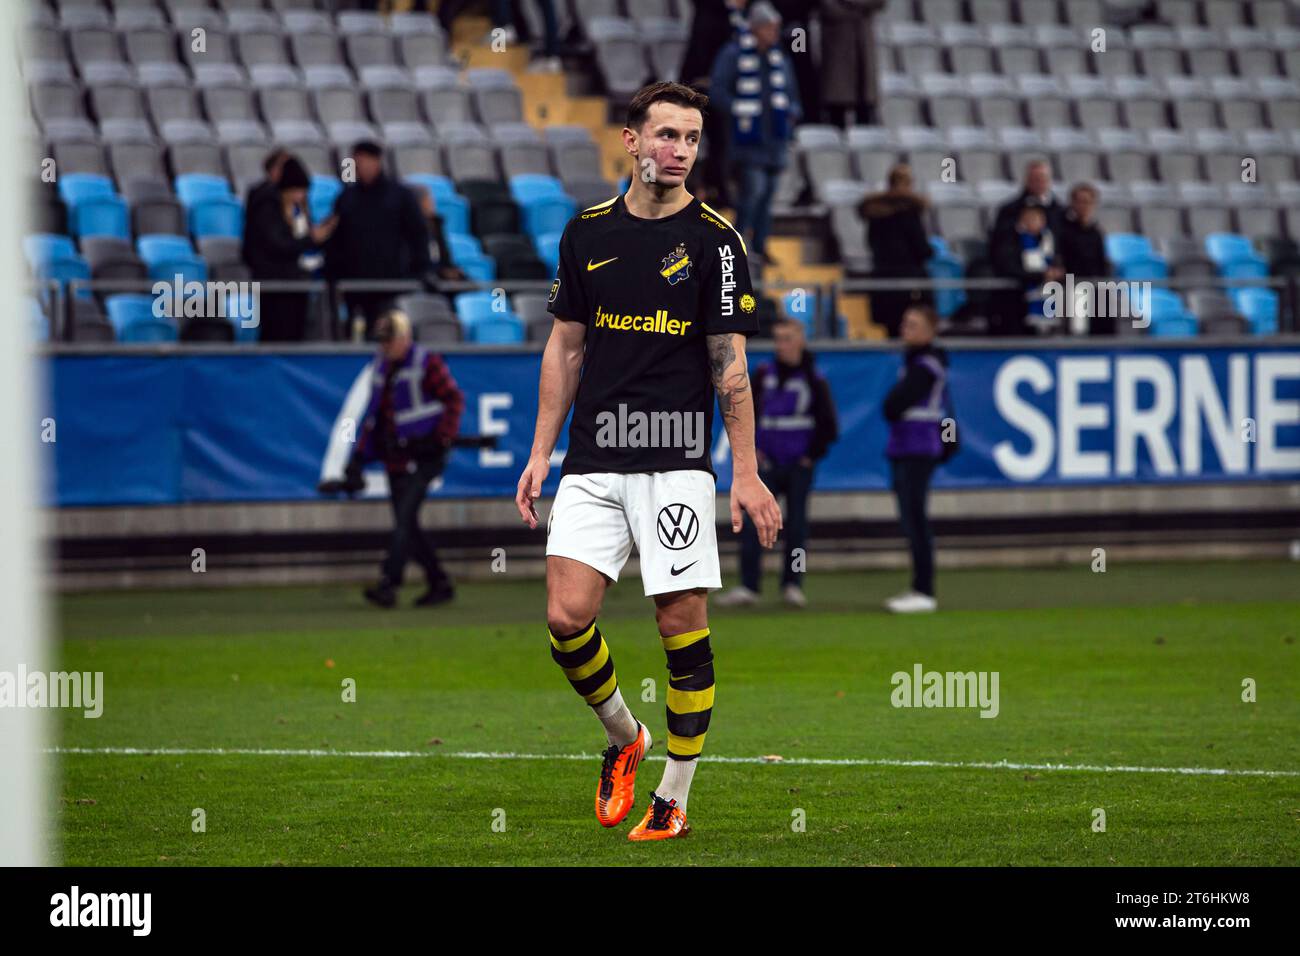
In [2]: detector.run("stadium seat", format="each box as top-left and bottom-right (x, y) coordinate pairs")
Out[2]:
(447, 235), (495, 282)
(1204, 233), (1269, 276)
(1231, 288), (1279, 334)
(190, 197), (245, 240)
(104, 294), (159, 338)
(534, 231), (561, 276)
(470, 316), (526, 344)
(174, 174), (234, 209)
(57, 173), (116, 208)
(23, 234), (77, 270)
(308, 176), (343, 223)
(120, 317), (180, 343)
(927, 237), (966, 318)
(404, 174), (470, 236)
(454, 290), (501, 328)
(71, 194), (131, 240)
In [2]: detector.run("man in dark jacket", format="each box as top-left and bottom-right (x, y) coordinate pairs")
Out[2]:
(862, 163), (933, 338)
(347, 310), (465, 608)
(1056, 182), (1115, 335)
(991, 160), (1065, 238)
(717, 317), (838, 608)
(882, 304), (952, 613)
(326, 141), (433, 339)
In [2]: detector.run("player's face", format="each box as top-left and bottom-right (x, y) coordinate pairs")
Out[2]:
(627, 102), (702, 189)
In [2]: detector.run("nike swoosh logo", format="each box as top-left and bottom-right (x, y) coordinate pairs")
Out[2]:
(669, 561), (698, 576)
(587, 257), (618, 271)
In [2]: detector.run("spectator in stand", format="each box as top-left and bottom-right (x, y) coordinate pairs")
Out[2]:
(325, 141), (433, 340)
(989, 202), (1062, 336)
(345, 310), (465, 610)
(241, 147), (289, 263)
(861, 163), (933, 338)
(709, 1), (802, 264)
(991, 160), (1065, 238)
(717, 317), (838, 609)
(774, 0), (822, 125)
(681, 0), (747, 207)
(1057, 182), (1114, 335)
(410, 184), (468, 287)
(438, 0), (560, 71)
(882, 304), (955, 614)
(242, 156), (336, 342)
(820, 0), (886, 127)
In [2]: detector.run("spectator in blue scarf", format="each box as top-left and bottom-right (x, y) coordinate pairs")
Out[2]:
(708, 1), (802, 264)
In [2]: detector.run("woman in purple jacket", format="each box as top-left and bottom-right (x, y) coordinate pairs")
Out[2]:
(882, 304), (954, 613)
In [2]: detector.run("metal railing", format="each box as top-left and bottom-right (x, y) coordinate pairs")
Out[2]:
(39, 272), (1299, 346)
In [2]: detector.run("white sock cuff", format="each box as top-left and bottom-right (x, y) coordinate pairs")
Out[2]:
(592, 686), (625, 718)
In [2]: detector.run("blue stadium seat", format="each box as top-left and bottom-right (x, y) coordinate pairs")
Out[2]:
(1105, 233), (1157, 266)
(174, 174), (233, 209)
(454, 291), (501, 328)
(136, 234), (194, 267)
(927, 237), (965, 317)
(1232, 288), (1278, 334)
(1139, 288), (1197, 337)
(35, 254), (93, 300)
(23, 234), (77, 269)
(406, 174), (470, 235)
(509, 174), (565, 203)
(189, 196), (244, 240)
(534, 230), (561, 275)
(105, 294), (159, 337)
(517, 192), (577, 240)
(447, 234), (495, 281)
(71, 194), (131, 239)
(308, 176), (342, 223)
(783, 289), (819, 336)
(470, 315), (525, 344)
(1205, 233), (1264, 269)
(147, 253), (208, 285)
(119, 317), (179, 343)
(57, 173), (115, 208)
(25, 297), (49, 343)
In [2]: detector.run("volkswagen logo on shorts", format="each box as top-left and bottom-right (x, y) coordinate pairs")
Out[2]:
(657, 503), (699, 550)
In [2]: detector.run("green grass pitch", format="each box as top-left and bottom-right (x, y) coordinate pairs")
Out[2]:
(52, 561), (1299, 866)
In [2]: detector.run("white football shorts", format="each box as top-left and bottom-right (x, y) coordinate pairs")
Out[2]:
(546, 471), (721, 596)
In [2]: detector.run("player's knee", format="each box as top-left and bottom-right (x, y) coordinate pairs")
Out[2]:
(654, 602), (706, 639)
(546, 601), (596, 639)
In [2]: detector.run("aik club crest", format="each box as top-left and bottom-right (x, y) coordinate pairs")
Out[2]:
(659, 243), (691, 285)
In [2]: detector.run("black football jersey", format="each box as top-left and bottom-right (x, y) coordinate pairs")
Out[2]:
(548, 193), (758, 476)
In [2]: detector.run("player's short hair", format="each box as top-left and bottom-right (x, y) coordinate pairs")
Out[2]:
(626, 82), (708, 132)
(904, 303), (939, 328)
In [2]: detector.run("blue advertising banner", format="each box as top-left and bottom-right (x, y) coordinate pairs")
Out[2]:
(41, 343), (1300, 506)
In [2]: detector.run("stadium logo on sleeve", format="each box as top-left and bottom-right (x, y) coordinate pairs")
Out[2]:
(718, 244), (736, 316)
(740, 293), (756, 313)
(656, 503), (699, 550)
(659, 244), (692, 285)
(549, 277), (560, 303)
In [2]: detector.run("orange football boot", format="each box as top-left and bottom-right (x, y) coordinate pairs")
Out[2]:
(595, 722), (651, 827)
(628, 792), (689, 841)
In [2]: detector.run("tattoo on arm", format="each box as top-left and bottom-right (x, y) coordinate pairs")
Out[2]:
(707, 333), (750, 423)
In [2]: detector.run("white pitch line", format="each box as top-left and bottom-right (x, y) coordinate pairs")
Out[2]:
(46, 747), (1300, 778)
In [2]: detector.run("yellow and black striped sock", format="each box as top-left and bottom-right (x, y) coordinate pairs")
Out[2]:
(549, 619), (619, 708)
(661, 627), (714, 761)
